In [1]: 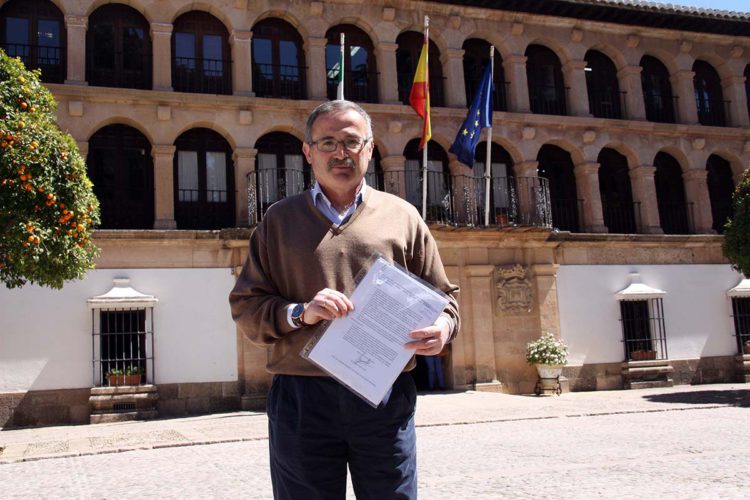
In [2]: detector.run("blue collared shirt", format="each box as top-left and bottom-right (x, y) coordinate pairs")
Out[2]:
(310, 179), (368, 226)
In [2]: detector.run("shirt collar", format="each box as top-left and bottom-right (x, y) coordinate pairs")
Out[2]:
(311, 178), (368, 212)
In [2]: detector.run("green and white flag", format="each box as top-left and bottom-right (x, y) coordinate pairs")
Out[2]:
(337, 33), (345, 100)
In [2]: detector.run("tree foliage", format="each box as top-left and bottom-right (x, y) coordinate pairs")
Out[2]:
(723, 168), (750, 278)
(0, 49), (99, 289)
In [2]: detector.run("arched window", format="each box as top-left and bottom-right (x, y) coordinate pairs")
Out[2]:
(693, 60), (727, 127)
(585, 50), (622, 119)
(87, 4), (151, 89)
(87, 125), (153, 229)
(462, 38), (506, 111)
(253, 132), (310, 221)
(706, 154), (734, 234)
(0, 0), (65, 83)
(597, 148), (636, 233)
(745, 65), (750, 124)
(173, 129), (234, 229)
(396, 31), (444, 107)
(473, 142), (514, 226)
(251, 18), (305, 99)
(404, 139), (450, 223)
(326, 25), (377, 103)
(654, 152), (690, 234)
(525, 45), (566, 116)
(537, 145), (579, 231)
(172, 12), (231, 95)
(640, 55), (676, 123)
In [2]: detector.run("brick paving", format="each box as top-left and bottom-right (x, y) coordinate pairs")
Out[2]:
(1, 383), (749, 498)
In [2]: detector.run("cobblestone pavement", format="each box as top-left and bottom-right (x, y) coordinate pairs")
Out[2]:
(1, 384), (749, 498)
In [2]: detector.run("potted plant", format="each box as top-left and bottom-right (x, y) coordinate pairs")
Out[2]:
(630, 349), (657, 361)
(125, 365), (143, 385)
(743, 341), (750, 355)
(107, 368), (124, 386)
(526, 332), (568, 380)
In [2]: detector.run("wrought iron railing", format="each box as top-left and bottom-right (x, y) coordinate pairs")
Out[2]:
(588, 88), (626, 119)
(696, 97), (730, 127)
(173, 56), (232, 95)
(176, 188), (233, 229)
(657, 201), (694, 234)
(328, 68), (379, 103)
(253, 62), (306, 99)
(529, 85), (569, 116)
(87, 50), (152, 89)
(643, 92), (678, 123)
(1, 42), (65, 83)
(397, 73), (447, 107)
(602, 199), (641, 234)
(465, 76), (509, 112)
(550, 197), (582, 232)
(620, 298), (668, 362)
(92, 307), (154, 387)
(247, 167), (314, 225)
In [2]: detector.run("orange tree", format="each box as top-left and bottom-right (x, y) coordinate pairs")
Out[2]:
(723, 167), (750, 278)
(0, 49), (99, 289)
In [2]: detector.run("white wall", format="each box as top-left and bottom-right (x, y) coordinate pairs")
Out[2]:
(556, 264), (744, 365)
(0, 268), (238, 392)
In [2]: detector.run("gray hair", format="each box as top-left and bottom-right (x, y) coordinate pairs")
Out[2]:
(304, 100), (373, 143)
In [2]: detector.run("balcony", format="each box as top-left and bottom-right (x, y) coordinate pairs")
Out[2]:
(173, 56), (232, 95)
(253, 62), (306, 99)
(1, 42), (65, 83)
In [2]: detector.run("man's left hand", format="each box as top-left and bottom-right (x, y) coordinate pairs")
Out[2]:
(404, 318), (450, 356)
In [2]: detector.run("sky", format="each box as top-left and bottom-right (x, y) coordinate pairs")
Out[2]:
(648, 0), (749, 13)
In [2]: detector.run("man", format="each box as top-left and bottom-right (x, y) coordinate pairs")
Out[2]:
(229, 100), (459, 499)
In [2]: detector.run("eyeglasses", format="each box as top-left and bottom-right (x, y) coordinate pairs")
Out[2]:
(308, 136), (371, 153)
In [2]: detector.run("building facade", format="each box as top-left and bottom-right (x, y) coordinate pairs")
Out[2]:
(1, 0), (749, 426)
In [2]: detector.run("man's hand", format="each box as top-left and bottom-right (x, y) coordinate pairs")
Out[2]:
(302, 288), (354, 325)
(404, 317), (451, 356)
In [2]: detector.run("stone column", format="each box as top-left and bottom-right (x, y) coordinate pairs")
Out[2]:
(574, 162), (607, 232)
(671, 69), (698, 124)
(444, 48), (467, 108)
(468, 265), (500, 387)
(152, 145), (177, 229)
(64, 15), (87, 85)
(378, 42), (401, 105)
(724, 75), (750, 128)
(629, 165), (663, 234)
(150, 22), (173, 91)
(504, 54), (529, 113)
(562, 59), (591, 117)
(515, 160), (541, 226)
(231, 30), (253, 96)
(379, 155), (406, 198)
(76, 141), (89, 158)
(683, 168), (714, 234)
(306, 37), (328, 101)
(617, 65), (646, 120)
(233, 147), (257, 227)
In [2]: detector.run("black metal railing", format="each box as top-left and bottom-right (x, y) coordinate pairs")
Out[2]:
(588, 88), (626, 119)
(465, 76), (509, 111)
(93, 307), (154, 387)
(529, 85), (569, 116)
(1, 42), (65, 83)
(253, 62), (306, 99)
(247, 167), (313, 225)
(643, 92), (678, 123)
(397, 73), (446, 107)
(176, 188), (233, 229)
(549, 197), (581, 232)
(87, 50), (152, 89)
(732, 297), (750, 355)
(620, 298), (668, 362)
(328, 68), (379, 103)
(696, 97), (730, 127)
(602, 199), (641, 234)
(173, 56), (232, 94)
(658, 201), (694, 234)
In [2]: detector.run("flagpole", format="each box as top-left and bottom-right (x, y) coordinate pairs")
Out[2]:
(484, 46), (494, 226)
(421, 16), (429, 220)
(337, 33), (345, 100)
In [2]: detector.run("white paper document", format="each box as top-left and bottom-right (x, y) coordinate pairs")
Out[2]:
(302, 256), (449, 407)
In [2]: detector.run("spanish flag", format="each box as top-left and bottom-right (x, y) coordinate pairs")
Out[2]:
(409, 31), (431, 150)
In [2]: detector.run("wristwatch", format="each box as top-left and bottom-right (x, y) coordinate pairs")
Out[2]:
(291, 303), (309, 328)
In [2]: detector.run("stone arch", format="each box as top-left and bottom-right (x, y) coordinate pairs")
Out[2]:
(171, 121), (237, 150)
(522, 38), (572, 66)
(251, 10), (310, 40)
(585, 42), (627, 71)
(707, 148), (744, 177)
(691, 53), (734, 83)
(640, 49), (679, 76)
(538, 139), (585, 166)
(327, 16), (381, 48)
(655, 146), (690, 173)
(396, 25), (449, 63)
(253, 125), (305, 146)
(0, 0), (65, 14)
(169, 2), (235, 32)
(459, 31), (511, 62)
(598, 141), (641, 170)
(85, 0), (152, 22)
(86, 116), (155, 145)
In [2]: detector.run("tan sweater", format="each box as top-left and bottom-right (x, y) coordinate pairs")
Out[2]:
(229, 188), (460, 376)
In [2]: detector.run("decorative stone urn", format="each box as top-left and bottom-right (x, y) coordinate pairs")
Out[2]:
(535, 364), (564, 380)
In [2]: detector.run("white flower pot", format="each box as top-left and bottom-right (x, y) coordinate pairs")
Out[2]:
(535, 364), (563, 380)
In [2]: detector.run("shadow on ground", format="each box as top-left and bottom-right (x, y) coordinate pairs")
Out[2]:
(643, 389), (750, 407)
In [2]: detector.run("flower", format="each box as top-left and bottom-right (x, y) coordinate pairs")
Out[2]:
(526, 333), (568, 366)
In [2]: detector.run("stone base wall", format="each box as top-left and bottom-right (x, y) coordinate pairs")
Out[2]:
(155, 381), (241, 418)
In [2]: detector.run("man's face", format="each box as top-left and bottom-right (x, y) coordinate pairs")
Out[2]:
(302, 109), (374, 198)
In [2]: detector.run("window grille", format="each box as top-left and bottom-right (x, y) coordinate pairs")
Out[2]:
(92, 307), (154, 387)
(620, 298), (668, 361)
(732, 297), (750, 354)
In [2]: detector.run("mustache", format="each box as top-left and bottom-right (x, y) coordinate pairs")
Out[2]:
(327, 158), (356, 169)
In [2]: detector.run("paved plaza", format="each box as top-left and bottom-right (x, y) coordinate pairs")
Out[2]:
(1, 383), (749, 498)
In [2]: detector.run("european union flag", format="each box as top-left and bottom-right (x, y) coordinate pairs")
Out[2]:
(449, 64), (493, 166)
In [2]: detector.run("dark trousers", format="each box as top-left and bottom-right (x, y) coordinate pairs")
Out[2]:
(267, 373), (418, 500)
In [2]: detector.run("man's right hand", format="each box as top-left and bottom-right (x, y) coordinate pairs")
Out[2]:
(302, 288), (354, 324)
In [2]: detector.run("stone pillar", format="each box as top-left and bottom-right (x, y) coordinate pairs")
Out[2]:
(77, 141), (89, 158)
(150, 22), (173, 91)
(231, 30), (253, 96)
(617, 65), (646, 120)
(233, 148), (257, 227)
(468, 265), (500, 387)
(444, 48), (466, 109)
(562, 59), (591, 117)
(379, 155), (406, 198)
(724, 75), (750, 128)
(504, 54), (529, 113)
(306, 37), (328, 101)
(515, 161), (540, 226)
(683, 168), (714, 234)
(64, 15), (87, 85)
(574, 162), (607, 232)
(152, 145), (177, 229)
(378, 42), (401, 105)
(671, 69), (698, 124)
(629, 165), (663, 234)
